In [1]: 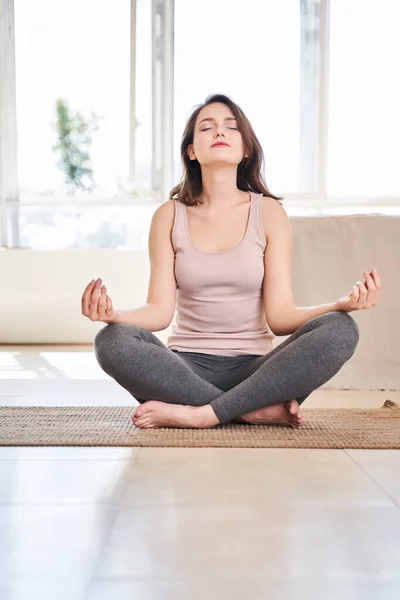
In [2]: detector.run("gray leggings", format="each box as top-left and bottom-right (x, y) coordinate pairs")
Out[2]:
(93, 311), (360, 425)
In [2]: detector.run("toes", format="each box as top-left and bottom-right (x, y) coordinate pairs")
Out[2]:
(283, 401), (302, 425)
(134, 406), (153, 420)
(287, 400), (300, 416)
(134, 400), (158, 418)
(134, 415), (157, 428)
(289, 414), (302, 427)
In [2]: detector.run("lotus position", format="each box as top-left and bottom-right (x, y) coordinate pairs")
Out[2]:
(82, 94), (381, 430)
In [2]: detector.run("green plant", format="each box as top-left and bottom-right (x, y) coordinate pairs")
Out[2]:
(51, 98), (101, 193)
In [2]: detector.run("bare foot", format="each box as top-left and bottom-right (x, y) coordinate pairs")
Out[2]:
(131, 401), (220, 429)
(231, 400), (303, 428)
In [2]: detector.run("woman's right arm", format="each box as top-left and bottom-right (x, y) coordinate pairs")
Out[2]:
(81, 200), (177, 332)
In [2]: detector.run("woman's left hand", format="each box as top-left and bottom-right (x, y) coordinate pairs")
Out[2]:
(335, 268), (382, 313)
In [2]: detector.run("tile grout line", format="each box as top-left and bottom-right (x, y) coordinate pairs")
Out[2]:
(79, 450), (143, 600)
(344, 449), (400, 511)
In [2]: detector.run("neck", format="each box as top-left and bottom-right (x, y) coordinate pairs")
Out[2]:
(198, 165), (244, 209)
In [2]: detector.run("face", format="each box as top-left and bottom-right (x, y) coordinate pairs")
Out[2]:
(187, 102), (248, 167)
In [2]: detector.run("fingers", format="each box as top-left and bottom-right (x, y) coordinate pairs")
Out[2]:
(105, 295), (118, 323)
(89, 279), (103, 320)
(82, 278), (110, 321)
(98, 285), (107, 321)
(370, 267), (382, 295)
(81, 279), (98, 316)
(363, 270), (376, 307)
(356, 280), (367, 305)
(351, 283), (360, 301)
(351, 267), (382, 309)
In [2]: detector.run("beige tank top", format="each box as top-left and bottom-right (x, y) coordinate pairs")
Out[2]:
(166, 190), (276, 356)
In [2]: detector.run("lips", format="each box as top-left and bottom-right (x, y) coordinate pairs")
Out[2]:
(212, 142), (229, 147)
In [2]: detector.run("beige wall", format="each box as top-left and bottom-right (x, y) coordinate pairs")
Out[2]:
(0, 214), (398, 389)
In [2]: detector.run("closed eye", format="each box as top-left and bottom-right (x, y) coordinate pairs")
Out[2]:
(201, 127), (238, 131)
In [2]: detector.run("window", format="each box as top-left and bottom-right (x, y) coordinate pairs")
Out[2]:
(328, 0), (400, 198)
(1, 0), (399, 249)
(2, 0), (158, 248)
(15, 0), (132, 200)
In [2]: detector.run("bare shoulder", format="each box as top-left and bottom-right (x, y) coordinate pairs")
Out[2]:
(152, 198), (176, 222)
(260, 195), (290, 242)
(151, 198), (176, 239)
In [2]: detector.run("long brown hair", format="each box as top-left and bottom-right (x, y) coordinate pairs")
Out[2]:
(170, 93), (284, 207)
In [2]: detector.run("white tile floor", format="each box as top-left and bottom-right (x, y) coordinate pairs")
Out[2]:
(1, 345), (400, 600)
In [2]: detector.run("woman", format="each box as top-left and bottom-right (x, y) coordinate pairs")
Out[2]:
(81, 93), (382, 430)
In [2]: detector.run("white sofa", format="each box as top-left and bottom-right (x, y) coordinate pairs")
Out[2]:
(1, 214), (398, 389)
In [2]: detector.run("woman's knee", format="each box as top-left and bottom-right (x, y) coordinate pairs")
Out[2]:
(93, 322), (144, 366)
(327, 311), (360, 357)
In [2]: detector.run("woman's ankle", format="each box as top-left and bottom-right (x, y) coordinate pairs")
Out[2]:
(194, 404), (221, 428)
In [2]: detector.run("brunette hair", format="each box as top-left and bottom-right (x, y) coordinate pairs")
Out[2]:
(169, 93), (284, 207)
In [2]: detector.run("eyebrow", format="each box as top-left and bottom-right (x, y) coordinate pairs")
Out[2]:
(198, 117), (237, 126)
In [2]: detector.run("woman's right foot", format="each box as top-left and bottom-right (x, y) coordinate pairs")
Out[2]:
(232, 399), (303, 428)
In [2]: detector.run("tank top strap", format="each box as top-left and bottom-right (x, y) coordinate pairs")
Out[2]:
(171, 198), (184, 249)
(250, 191), (266, 246)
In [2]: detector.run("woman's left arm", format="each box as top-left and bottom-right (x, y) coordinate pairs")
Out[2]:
(267, 269), (382, 337)
(260, 198), (382, 335)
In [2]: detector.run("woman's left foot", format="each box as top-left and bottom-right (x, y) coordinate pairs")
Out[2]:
(132, 401), (220, 429)
(232, 399), (303, 428)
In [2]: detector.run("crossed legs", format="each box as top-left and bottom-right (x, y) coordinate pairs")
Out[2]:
(94, 311), (360, 429)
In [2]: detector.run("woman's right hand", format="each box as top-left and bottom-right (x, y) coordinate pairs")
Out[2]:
(81, 278), (119, 323)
